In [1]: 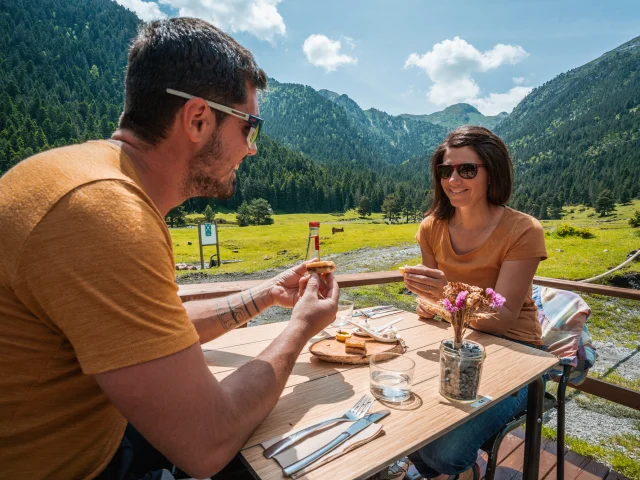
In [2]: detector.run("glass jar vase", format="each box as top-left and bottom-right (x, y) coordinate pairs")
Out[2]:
(439, 339), (486, 402)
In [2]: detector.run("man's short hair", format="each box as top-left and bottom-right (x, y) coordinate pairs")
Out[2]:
(119, 17), (267, 145)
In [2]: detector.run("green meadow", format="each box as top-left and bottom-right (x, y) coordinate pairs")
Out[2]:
(172, 200), (640, 282)
(173, 211), (420, 273)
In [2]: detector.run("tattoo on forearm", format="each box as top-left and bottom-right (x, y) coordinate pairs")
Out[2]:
(217, 304), (238, 331)
(239, 292), (251, 317)
(217, 290), (260, 331)
(248, 288), (260, 312)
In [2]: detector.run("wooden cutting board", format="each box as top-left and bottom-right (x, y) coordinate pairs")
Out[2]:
(309, 336), (405, 365)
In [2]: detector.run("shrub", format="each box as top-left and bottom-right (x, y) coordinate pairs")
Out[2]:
(629, 210), (640, 228)
(202, 205), (216, 223)
(553, 224), (595, 239)
(236, 198), (274, 226)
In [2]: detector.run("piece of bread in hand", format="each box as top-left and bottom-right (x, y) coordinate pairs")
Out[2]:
(399, 266), (406, 275)
(345, 336), (367, 356)
(306, 260), (336, 274)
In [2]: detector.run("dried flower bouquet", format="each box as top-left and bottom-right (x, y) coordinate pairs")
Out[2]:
(418, 281), (505, 349)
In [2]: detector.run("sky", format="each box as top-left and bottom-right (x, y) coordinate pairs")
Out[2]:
(114, 0), (640, 116)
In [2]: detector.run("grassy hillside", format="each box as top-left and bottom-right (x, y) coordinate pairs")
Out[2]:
(497, 36), (640, 210)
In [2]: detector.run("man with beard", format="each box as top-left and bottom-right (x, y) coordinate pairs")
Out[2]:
(0, 18), (340, 479)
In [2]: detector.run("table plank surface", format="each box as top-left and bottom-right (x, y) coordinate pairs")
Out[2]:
(203, 311), (558, 480)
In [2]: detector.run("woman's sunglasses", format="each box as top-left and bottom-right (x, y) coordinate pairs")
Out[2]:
(166, 88), (264, 148)
(436, 163), (486, 179)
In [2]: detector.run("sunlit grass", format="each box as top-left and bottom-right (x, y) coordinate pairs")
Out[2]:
(172, 200), (640, 279)
(173, 211), (420, 274)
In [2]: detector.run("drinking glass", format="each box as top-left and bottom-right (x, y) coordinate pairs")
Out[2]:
(331, 299), (354, 327)
(369, 353), (415, 403)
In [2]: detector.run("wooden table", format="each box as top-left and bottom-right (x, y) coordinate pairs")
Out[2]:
(201, 311), (559, 480)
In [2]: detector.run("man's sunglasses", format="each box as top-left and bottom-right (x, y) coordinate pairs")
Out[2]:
(166, 88), (264, 148)
(436, 163), (486, 179)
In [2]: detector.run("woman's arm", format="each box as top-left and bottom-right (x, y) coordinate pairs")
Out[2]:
(468, 257), (541, 336)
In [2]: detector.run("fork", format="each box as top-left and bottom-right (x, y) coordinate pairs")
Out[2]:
(262, 394), (374, 459)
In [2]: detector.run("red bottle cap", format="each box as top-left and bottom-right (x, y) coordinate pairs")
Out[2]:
(309, 222), (320, 227)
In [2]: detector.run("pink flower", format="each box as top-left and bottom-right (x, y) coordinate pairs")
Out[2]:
(442, 298), (459, 313)
(490, 292), (506, 309)
(484, 287), (505, 309)
(455, 291), (469, 309)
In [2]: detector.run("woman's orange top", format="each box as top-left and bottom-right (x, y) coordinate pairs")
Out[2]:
(416, 207), (547, 345)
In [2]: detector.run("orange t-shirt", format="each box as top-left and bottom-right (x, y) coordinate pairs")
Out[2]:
(416, 207), (547, 345)
(0, 141), (200, 478)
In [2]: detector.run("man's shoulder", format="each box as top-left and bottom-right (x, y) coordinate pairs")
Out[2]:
(0, 140), (142, 224)
(61, 180), (162, 230)
(0, 142), (150, 279)
(1, 141), (137, 189)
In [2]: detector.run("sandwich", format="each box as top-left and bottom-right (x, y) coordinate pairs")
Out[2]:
(345, 336), (367, 356)
(306, 260), (336, 274)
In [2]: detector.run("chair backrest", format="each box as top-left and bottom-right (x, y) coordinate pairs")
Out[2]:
(532, 285), (597, 385)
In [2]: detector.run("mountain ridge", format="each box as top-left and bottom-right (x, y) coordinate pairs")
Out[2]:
(400, 103), (509, 131)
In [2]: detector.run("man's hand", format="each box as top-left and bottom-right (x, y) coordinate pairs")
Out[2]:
(268, 260), (330, 308)
(289, 272), (339, 338)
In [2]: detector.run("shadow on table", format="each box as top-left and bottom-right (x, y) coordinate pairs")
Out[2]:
(376, 392), (424, 411)
(204, 345), (350, 385)
(416, 347), (440, 363)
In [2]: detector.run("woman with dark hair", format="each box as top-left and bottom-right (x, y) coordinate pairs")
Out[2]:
(401, 126), (548, 480)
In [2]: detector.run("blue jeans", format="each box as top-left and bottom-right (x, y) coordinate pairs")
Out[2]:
(408, 384), (530, 477)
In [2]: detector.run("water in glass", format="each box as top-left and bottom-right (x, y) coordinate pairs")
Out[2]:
(369, 353), (415, 403)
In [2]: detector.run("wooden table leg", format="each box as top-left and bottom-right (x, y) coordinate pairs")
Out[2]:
(523, 376), (544, 480)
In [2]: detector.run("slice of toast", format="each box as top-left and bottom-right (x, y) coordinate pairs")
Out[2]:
(345, 336), (367, 356)
(306, 260), (336, 274)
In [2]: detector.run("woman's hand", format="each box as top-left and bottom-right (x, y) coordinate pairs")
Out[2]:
(403, 264), (447, 300)
(416, 302), (436, 319)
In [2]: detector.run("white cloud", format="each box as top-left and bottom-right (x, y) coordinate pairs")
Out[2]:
(513, 76), (525, 85)
(405, 36), (530, 114)
(303, 34), (357, 72)
(342, 35), (356, 49)
(469, 86), (533, 115)
(159, 0), (286, 43)
(115, 0), (167, 21)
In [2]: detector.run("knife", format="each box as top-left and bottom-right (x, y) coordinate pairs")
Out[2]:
(352, 306), (392, 317)
(282, 410), (390, 477)
(368, 309), (403, 319)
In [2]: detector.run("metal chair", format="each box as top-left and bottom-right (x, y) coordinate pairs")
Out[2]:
(480, 364), (572, 480)
(481, 285), (596, 480)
